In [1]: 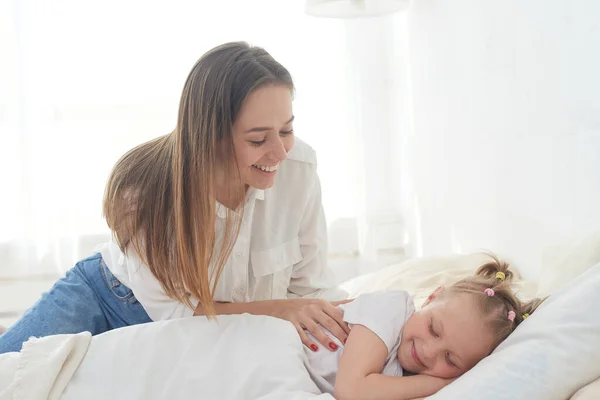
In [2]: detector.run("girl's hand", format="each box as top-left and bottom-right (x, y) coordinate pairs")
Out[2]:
(272, 298), (352, 352)
(424, 375), (457, 393)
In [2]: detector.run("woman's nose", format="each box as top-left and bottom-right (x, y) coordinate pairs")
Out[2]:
(270, 136), (287, 161)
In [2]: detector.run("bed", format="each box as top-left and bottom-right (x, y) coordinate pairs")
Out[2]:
(1, 233), (599, 399)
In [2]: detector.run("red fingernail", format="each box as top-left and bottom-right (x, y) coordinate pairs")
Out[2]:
(343, 338), (347, 344)
(311, 344), (319, 352)
(329, 342), (338, 350)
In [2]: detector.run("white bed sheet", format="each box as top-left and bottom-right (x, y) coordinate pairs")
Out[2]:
(0, 332), (91, 400)
(60, 314), (333, 400)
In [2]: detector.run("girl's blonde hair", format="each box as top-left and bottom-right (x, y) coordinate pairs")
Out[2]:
(103, 42), (293, 317)
(449, 254), (545, 347)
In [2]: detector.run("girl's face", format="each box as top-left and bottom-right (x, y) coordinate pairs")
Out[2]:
(231, 84), (294, 190)
(398, 289), (496, 379)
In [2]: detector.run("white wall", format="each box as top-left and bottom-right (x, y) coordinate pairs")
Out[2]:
(404, 0), (600, 281)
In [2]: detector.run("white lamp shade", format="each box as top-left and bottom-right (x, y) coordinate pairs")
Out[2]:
(305, 0), (410, 18)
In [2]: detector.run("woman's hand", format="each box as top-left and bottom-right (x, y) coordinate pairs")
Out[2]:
(272, 298), (352, 352)
(194, 298), (353, 352)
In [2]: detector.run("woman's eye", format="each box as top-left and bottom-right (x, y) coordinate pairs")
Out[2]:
(250, 139), (266, 146)
(280, 129), (294, 135)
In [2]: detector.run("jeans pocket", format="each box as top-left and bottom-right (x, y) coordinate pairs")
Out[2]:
(99, 259), (135, 302)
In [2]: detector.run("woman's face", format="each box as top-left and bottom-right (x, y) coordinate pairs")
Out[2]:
(231, 84), (295, 190)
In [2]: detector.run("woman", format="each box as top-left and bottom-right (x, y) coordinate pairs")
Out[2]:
(0, 42), (348, 354)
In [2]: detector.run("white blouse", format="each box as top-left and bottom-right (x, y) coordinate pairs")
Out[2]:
(98, 138), (346, 321)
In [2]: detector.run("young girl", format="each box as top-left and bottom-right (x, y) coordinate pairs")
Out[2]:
(305, 256), (545, 400)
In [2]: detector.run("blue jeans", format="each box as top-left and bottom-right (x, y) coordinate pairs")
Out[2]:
(0, 253), (152, 354)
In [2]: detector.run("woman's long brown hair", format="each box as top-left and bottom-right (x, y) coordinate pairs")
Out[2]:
(103, 42), (294, 316)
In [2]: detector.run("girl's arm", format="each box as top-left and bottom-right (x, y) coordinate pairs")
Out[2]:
(334, 325), (452, 400)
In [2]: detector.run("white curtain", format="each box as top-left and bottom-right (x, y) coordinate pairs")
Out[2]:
(0, 0), (407, 277)
(405, 0), (600, 281)
(338, 13), (411, 264)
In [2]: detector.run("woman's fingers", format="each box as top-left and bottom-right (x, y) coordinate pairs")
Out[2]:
(302, 318), (340, 351)
(295, 323), (320, 352)
(321, 301), (350, 334)
(331, 299), (353, 306)
(285, 298), (353, 352)
(315, 311), (349, 345)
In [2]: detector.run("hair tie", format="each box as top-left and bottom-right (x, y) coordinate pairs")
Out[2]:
(484, 288), (495, 297)
(522, 313), (530, 320)
(507, 311), (516, 322)
(495, 271), (506, 281)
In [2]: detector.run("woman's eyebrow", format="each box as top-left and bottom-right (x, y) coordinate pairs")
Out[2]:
(244, 116), (294, 133)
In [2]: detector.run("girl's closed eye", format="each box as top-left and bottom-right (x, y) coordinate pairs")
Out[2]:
(280, 129), (294, 135)
(445, 352), (457, 368)
(429, 319), (439, 338)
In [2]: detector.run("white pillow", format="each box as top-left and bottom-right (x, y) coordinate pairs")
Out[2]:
(571, 377), (600, 400)
(428, 261), (600, 400)
(342, 253), (538, 308)
(537, 230), (600, 297)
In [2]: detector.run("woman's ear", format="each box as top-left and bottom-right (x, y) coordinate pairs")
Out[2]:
(422, 285), (445, 307)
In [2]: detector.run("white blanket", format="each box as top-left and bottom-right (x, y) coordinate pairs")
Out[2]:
(59, 314), (333, 400)
(0, 332), (91, 400)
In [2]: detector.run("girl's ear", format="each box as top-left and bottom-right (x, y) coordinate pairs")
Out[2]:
(422, 285), (445, 307)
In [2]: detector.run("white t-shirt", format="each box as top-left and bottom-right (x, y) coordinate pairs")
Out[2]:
(97, 138), (347, 321)
(304, 290), (415, 395)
